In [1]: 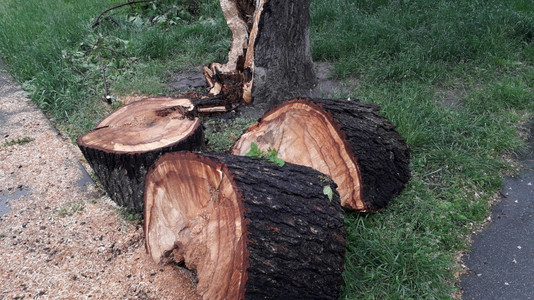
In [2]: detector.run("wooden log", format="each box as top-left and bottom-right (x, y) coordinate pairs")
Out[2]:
(144, 152), (345, 300)
(204, 0), (317, 109)
(77, 97), (204, 212)
(232, 98), (411, 212)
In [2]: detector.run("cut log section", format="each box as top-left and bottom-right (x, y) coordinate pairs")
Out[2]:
(144, 152), (345, 300)
(77, 97), (205, 212)
(232, 98), (411, 212)
(204, 0), (317, 109)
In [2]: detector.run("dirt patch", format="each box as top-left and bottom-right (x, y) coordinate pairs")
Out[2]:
(311, 62), (360, 98)
(0, 186), (31, 217)
(167, 71), (207, 94)
(435, 87), (467, 109)
(167, 62), (357, 101)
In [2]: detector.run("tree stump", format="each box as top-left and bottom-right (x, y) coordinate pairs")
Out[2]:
(232, 98), (411, 211)
(77, 97), (204, 212)
(144, 152), (345, 300)
(203, 0), (317, 109)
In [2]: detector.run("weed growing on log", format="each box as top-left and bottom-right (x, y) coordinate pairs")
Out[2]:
(323, 185), (334, 201)
(246, 142), (285, 167)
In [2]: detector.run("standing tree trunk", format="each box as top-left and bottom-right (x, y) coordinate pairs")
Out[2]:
(77, 97), (205, 212)
(232, 98), (411, 212)
(144, 152), (345, 300)
(204, 0), (317, 111)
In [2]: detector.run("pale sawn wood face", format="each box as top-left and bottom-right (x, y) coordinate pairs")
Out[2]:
(144, 153), (247, 300)
(232, 100), (364, 210)
(80, 98), (199, 153)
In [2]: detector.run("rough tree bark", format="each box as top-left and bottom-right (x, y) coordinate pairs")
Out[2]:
(204, 0), (317, 110)
(77, 97), (204, 212)
(232, 98), (411, 212)
(144, 152), (345, 300)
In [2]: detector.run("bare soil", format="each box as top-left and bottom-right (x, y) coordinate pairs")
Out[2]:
(0, 67), (198, 299)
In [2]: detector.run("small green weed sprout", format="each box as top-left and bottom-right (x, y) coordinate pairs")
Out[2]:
(246, 142), (285, 167)
(323, 185), (334, 201)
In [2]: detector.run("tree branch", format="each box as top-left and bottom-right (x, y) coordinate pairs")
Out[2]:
(92, 0), (155, 29)
(96, 36), (111, 104)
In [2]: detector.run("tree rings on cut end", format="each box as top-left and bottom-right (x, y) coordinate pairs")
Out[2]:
(144, 152), (345, 299)
(232, 98), (411, 211)
(144, 153), (247, 300)
(77, 97), (205, 212)
(79, 97), (199, 153)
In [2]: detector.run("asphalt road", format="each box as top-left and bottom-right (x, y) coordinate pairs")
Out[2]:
(460, 121), (534, 299)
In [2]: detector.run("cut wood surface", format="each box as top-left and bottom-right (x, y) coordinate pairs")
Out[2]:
(232, 98), (411, 211)
(77, 97), (205, 212)
(204, 0), (317, 109)
(144, 152), (345, 300)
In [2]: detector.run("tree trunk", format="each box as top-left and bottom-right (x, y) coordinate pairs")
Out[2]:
(144, 152), (345, 300)
(77, 97), (204, 212)
(204, 0), (317, 111)
(232, 98), (411, 212)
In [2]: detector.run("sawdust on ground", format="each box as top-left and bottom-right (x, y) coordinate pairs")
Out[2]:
(0, 69), (198, 299)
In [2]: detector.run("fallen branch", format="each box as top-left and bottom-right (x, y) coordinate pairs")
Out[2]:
(92, 0), (155, 29)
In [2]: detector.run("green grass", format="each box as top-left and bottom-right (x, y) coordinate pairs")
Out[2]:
(0, 0), (228, 139)
(56, 200), (86, 218)
(1, 137), (34, 147)
(0, 0), (533, 298)
(204, 118), (255, 152)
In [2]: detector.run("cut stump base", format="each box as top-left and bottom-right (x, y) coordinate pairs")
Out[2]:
(77, 97), (205, 212)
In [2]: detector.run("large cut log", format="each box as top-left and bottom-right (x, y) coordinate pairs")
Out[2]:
(144, 152), (345, 300)
(232, 98), (411, 212)
(203, 0), (317, 109)
(77, 97), (204, 212)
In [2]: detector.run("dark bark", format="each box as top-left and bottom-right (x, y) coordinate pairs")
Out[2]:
(251, 0), (317, 109)
(213, 154), (345, 300)
(311, 98), (411, 211)
(78, 131), (203, 212)
(204, 0), (317, 111)
(144, 152), (345, 300)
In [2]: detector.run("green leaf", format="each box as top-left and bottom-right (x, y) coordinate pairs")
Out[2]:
(269, 156), (286, 167)
(323, 185), (333, 201)
(266, 148), (285, 166)
(246, 142), (263, 158)
(246, 143), (285, 166)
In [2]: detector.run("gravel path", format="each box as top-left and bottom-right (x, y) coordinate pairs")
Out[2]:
(0, 61), (197, 299)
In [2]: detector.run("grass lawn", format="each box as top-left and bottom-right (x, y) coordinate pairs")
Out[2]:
(1, 0), (533, 298)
